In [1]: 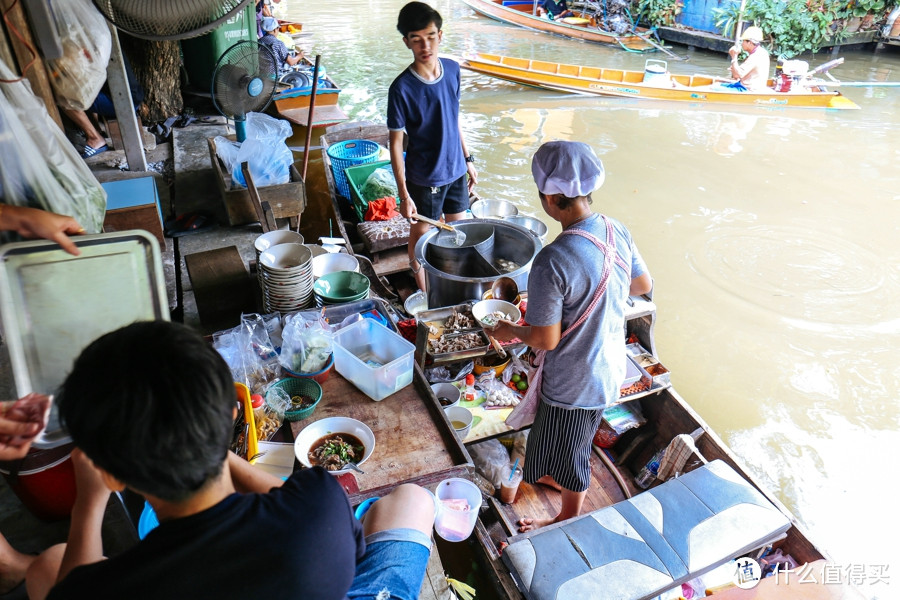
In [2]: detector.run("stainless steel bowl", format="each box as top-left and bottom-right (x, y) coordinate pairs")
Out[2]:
(470, 199), (519, 219)
(504, 215), (548, 242)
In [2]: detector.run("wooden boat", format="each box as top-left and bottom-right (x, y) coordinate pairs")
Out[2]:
(272, 58), (349, 128)
(460, 0), (657, 51)
(457, 52), (862, 110)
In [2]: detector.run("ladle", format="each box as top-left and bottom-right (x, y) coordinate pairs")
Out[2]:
(345, 462), (366, 475)
(410, 214), (466, 246)
(491, 276), (519, 304)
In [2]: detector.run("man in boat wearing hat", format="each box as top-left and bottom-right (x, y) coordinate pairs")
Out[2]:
(24, 321), (437, 599)
(388, 1), (478, 291)
(728, 26), (771, 91)
(489, 141), (652, 532)
(259, 16), (303, 77)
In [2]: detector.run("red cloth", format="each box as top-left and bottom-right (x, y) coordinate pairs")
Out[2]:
(364, 197), (400, 221)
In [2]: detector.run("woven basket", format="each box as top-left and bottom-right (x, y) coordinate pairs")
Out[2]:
(266, 378), (323, 422)
(326, 139), (380, 199)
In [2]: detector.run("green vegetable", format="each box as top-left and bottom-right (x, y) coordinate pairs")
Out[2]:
(360, 167), (398, 202)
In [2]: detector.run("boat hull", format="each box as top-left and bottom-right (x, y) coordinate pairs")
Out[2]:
(461, 0), (655, 51)
(459, 52), (861, 110)
(273, 77), (349, 127)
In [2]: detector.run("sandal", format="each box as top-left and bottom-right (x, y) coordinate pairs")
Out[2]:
(80, 144), (108, 159)
(164, 212), (217, 238)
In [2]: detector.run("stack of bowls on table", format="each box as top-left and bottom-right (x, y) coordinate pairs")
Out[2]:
(258, 243), (314, 312)
(254, 231), (304, 298)
(312, 270), (370, 307)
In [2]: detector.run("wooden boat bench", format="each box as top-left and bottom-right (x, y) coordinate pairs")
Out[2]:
(502, 460), (791, 600)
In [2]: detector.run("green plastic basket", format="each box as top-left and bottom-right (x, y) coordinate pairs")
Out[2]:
(266, 378), (323, 422)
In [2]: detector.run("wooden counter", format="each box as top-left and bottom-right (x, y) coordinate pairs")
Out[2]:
(290, 363), (472, 504)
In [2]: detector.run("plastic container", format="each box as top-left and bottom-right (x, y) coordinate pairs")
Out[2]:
(0, 443), (76, 521)
(345, 159), (397, 222)
(326, 139), (381, 199)
(333, 318), (415, 401)
(445, 406), (473, 440)
(433, 478), (482, 542)
(284, 353), (334, 384)
(464, 374), (476, 402)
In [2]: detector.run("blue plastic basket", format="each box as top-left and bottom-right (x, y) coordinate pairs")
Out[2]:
(327, 139), (381, 199)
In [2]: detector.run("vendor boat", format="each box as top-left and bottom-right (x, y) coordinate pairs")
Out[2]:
(460, 0), (657, 51)
(457, 52), (861, 110)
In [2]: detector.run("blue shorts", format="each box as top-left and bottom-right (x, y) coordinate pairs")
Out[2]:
(407, 175), (468, 221)
(347, 528), (432, 600)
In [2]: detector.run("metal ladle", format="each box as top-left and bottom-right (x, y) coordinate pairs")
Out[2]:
(344, 462), (366, 475)
(491, 276), (519, 304)
(410, 214), (466, 246)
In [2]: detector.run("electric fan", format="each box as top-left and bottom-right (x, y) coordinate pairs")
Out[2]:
(211, 41), (278, 142)
(92, 0), (252, 41)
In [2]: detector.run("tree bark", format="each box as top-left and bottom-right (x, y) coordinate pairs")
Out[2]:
(120, 34), (182, 122)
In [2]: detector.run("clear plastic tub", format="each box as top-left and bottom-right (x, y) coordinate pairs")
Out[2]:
(333, 318), (415, 401)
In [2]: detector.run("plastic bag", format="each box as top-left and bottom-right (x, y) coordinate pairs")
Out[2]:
(231, 113), (294, 188)
(0, 59), (106, 236)
(46, 0), (112, 111)
(469, 439), (511, 490)
(279, 313), (333, 374)
(477, 370), (521, 409)
(426, 361), (474, 384)
(360, 167), (398, 203)
(256, 387), (290, 442)
(212, 314), (280, 395)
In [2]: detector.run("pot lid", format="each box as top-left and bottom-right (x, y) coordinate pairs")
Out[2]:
(0, 230), (169, 448)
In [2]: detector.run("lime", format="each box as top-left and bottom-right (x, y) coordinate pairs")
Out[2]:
(516, 380), (528, 391)
(511, 373), (521, 383)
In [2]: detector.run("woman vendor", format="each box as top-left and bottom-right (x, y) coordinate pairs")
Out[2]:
(489, 141), (652, 531)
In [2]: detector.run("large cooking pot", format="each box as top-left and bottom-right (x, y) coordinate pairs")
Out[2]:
(414, 219), (542, 309)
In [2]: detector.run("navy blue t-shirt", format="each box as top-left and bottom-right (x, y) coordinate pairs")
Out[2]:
(47, 467), (364, 600)
(387, 57), (466, 188)
(542, 0), (569, 16)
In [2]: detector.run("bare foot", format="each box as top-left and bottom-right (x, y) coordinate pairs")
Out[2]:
(0, 534), (35, 595)
(536, 475), (562, 491)
(517, 516), (557, 533)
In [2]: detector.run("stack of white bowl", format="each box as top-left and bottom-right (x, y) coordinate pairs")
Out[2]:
(254, 231), (304, 295)
(258, 243), (314, 312)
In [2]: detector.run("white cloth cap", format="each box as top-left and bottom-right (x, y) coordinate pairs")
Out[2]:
(262, 17), (278, 32)
(531, 141), (605, 197)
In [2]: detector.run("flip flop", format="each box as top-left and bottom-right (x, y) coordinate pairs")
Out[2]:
(164, 212), (216, 238)
(80, 144), (108, 159)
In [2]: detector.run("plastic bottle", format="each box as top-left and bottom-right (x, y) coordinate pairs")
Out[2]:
(634, 447), (666, 489)
(464, 374), (476, 402)
(250, 394), (266, 424)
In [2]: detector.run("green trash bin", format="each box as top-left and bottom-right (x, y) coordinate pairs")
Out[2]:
(181, 4), (256, 94)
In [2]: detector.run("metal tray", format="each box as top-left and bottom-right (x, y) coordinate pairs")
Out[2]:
(0, 231), (169, 448)
(426, 330), (490, 362)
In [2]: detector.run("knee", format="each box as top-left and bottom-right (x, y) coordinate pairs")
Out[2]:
(26, 544), (66, 600)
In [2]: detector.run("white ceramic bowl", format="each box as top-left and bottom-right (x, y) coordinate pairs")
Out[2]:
(260, 243), (312, 270)
(255, 230), (304, 253)
(404, 290), (428, 317)
(312, 252), (360, 279)
(306, 244), (329, 259)
(431, 382), (461, 409)
(294, 417), (375, 475)
(472, 299), (522, 329)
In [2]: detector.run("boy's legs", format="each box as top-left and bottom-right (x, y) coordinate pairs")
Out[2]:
(405, 175), (470, 291)
(348, 484), (435, 600)
(0, 532), (37, 595)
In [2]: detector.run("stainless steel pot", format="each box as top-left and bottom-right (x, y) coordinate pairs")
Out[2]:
(414, 219), (542, 309)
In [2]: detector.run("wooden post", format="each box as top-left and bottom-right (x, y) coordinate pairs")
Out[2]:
(0, 0), (62, 129)
(106, 23), (147, 171)
(301, 54), (321, 182)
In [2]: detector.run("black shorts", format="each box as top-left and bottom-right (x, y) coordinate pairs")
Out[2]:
(406, 175), (468, 221)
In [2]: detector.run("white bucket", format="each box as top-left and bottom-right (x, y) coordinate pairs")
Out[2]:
(644, 60), (668, 84)
(433, 478), (482, 542)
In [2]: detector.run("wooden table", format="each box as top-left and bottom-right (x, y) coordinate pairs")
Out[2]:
(290, 363), (472, 504)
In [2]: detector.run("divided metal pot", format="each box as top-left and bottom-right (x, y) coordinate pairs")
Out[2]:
(414, 219), (542, 309)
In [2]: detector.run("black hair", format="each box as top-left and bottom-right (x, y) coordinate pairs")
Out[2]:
(57, 321), (236, 503)
(397, 1), (442, 37)
(540, 191), (593, 210)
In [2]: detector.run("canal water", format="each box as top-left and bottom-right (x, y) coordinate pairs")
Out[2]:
(286, 2), (899, 596)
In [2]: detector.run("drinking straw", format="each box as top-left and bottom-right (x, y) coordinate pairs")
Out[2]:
(508, 457), (520, 482)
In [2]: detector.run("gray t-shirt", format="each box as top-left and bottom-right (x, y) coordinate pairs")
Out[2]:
(525, 213), (647, 409)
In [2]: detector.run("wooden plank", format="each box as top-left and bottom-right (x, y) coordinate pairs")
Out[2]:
(419, 546), (452, 600)
(0, 0), (61, 129)
(277, 104), (349, 128)
(290, 364), (472, 504)
(369, 246), (410, 277)
(184, 247), (257, 335)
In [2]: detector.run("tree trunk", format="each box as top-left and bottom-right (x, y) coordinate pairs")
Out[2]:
(120, 34), (183, 122)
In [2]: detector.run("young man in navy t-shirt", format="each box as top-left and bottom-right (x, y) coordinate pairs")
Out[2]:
(388, 1), (478, 291)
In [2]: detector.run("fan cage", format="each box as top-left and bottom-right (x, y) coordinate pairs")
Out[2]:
(92, 0), (252, 42)
(212, 41), (278, 118)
